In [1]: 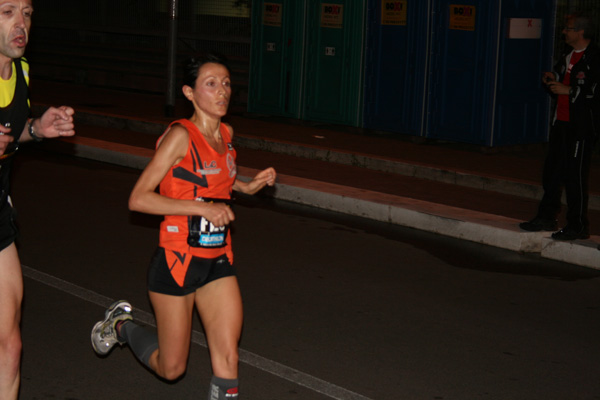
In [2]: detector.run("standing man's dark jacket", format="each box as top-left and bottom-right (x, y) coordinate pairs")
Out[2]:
(552, 42), (600, 140)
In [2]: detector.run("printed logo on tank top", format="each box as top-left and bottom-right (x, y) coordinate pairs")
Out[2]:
(227, 153), (236, 178)
(197, 160), (221, 175)
(195, 152), (236, 179)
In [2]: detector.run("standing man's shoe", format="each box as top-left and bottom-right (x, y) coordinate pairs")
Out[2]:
(519, 217), (558, 232)
(551, 226), (590, 241)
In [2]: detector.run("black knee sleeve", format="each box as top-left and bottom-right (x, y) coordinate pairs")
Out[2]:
(119, 321), (158, 368)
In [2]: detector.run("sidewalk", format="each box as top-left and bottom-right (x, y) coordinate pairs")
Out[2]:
(29, 80), (600, 269)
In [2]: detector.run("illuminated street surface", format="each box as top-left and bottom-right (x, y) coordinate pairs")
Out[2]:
(13, 148), (600, 400)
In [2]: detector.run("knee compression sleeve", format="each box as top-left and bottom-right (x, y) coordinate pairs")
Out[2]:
(119, 321), (158, 369)
(208, 376), (239, 399)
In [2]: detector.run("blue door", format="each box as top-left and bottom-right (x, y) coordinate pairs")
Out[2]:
(363, 0), (429, 136)
(426, 0), (556, 145)
(427, 0), (499, 144)
(492, 0), (555, 145)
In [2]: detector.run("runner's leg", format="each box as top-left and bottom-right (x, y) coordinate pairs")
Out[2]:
(195, 275), (242, 398)
(0, 243), (22, 400)
(147, 291), (196, 381)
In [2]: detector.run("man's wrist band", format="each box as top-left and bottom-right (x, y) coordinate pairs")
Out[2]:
(28, 118), (42, 142)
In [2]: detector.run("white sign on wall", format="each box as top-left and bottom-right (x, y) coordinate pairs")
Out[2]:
(508, 18), (542, 39)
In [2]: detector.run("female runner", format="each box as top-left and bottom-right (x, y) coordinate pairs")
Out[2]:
(91, 54), (276, 400)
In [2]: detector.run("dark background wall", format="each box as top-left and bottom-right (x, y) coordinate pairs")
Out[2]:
(23, 1), (600, 114)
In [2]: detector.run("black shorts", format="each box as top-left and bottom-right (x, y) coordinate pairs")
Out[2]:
(0, 201), (18, 252)
(147, 247), (236, 296)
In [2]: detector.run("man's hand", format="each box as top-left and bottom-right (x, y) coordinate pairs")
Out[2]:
(546, 81), (571, 95)
(542, 71), (555, 84)
(0, 124), (14, 156)
(36, 106), (75, 139)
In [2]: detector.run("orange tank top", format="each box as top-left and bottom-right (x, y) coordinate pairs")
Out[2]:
(158, 119), (237, 261)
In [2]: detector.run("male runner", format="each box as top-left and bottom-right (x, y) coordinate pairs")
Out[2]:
(0, 1), (75, 398)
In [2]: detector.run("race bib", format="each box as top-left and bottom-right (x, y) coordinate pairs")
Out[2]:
(187, 198), (230, 248)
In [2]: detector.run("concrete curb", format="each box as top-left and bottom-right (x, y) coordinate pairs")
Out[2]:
(59, 108), (600, 211)
(40, 136), (600, 270)
(542, 238), (600, 268)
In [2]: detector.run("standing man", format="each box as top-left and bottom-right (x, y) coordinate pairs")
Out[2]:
(520, 11), (600, 240)
(0, 0), (75, 398)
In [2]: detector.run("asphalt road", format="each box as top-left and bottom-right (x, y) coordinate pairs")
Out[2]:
(10, 147), (600, 400)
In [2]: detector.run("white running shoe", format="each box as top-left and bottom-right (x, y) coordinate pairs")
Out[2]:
(91, 300), (133, 355)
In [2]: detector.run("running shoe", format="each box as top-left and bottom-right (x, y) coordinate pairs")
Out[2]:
(91, 300), (133, 355)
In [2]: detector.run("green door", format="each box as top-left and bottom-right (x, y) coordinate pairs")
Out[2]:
(248, 1), (304, 116)
(302, 1), (365, 126)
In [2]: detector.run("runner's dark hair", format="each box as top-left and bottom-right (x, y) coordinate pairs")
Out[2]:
(183, 53), (231, 88)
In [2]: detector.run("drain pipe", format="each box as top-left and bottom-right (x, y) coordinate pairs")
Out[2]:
(165, 0), (178, 117)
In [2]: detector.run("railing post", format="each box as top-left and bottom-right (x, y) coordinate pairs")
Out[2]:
(165, 0), (178, 117)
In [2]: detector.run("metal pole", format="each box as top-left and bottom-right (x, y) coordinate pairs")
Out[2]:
(165, 0), (178, 117)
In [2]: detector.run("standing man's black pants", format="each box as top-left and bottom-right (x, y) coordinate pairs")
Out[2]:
(538, 120), (594, 232)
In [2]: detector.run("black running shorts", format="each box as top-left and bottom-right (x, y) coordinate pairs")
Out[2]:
(147, 247), (236, 296)
(0, 201), (17, 252)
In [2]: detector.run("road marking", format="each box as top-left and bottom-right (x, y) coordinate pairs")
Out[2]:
(22, 264), (373, 400)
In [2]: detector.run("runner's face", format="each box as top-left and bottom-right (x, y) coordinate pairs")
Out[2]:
(0, 0), (32, 62)
(188, 62), (231, 118)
